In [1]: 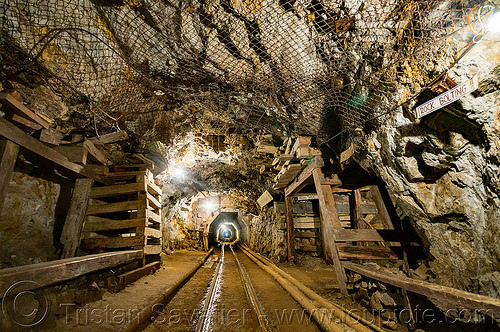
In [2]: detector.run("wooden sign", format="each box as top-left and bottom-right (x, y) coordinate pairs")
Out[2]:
(257, 190), (273, 208)
(415, 76), (478, 118)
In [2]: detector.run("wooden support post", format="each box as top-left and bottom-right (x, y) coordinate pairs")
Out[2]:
(60, 178), (94, 258)
(312, 166), (348, 295)
(285, 196), (295, 261)
(0, 139), (19, 213)
(370, 185), (394, 229)
(349, 189), (364, 229)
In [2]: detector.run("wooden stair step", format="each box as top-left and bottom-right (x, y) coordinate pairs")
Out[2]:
(147, 192), (161, 209)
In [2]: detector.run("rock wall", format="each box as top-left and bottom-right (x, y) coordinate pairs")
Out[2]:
(247, 203), (287, 262)
(357, 35), (500, 299)
(0, 172), (60, 268)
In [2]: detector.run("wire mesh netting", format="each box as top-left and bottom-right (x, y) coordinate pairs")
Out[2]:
(0, 0), (492, 146)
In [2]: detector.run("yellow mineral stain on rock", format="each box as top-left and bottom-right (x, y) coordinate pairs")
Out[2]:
(231, 0), (264, 17)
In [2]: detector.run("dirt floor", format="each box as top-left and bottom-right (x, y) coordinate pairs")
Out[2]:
(52, 250), (208, 331)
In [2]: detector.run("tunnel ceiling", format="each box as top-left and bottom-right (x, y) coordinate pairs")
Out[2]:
(0, 0), (496, 195)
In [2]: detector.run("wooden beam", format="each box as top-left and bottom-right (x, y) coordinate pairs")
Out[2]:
(147, 192), (161, 209)
(312, 165), (347, 295)
(0, 92), (50, 129)
(334, 229), (414, 242)
(342, 262), (500, 315)
(0, 117), (108, 183)
(285, 156), (324, 196)
(0, 140), (19, 212)
(117, 261), (160, 289)
(52, 145), (87, 164)
(60, 178), (94, 258)
(285, 196), (295, 261)
(88, 130), (128, 144)
(337, 244), (400, 260)
(146, 179), (162, 196)
(83, 139), (108, 165)
(0, 250), (142, 297)
(370, 185), (394, 229)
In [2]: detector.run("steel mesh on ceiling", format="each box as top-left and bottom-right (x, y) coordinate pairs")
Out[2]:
(0, 0), (489, 145)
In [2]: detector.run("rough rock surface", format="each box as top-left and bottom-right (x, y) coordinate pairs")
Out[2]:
(357, 36), (500, 299)
(0, 172), (60, 268)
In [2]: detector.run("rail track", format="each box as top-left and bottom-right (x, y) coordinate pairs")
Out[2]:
(145, 244), (383, 332)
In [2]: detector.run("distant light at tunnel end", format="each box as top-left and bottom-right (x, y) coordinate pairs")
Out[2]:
(489, 12), (500, 33)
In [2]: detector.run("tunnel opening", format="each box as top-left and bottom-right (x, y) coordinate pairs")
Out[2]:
(208, 211), (248, 246)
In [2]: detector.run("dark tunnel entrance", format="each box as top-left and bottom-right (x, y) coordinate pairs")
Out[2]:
(208, 211), (248, 245)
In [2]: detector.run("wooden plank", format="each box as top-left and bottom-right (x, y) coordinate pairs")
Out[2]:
(0, 118), (112, 183)
(257, 190), (273, 208)
(83, 165), (109, 176)
(0, 91), (50, 129)
(285, 196), (295, 261)
(147, 192), (161, 210)
(312, 164), (347, 295)
(83, 139), (108, 165)
(144, 245), (162, 255)
(146, 179), (161, 196)
(284, 156), (324, 196)
(295, 146), (321, 159)
(274, 164), (303, 189)
(9, 114), (42, 131)
(332, 187), (352, 193)
(0, 250), (142, 297)
(86, 200), (142, 215)
(294, 231), (320, 238)
(334, 229), (414, 243)
(118, 261), (160, 288)
(0, 140), (19, 212)
(51, 145), (87, 164)
(84, 216), (145, 232)
(294, 221), (321, 229)
(279, 154), (294, 161)
(291, 136), (311, 154)
(297, 244), (320, 252)
(342, 262), (500, 315)
(337, 244), (400, 260)
(80, 237), (144, 250)
(145, 227), (162, 238)
(147, 210), (161, 224)
(88, 130), (129, 144)
(90, 182), (145, 198)
(60, 179), (94, 258)
(107, 171), (147, 178)
(37, 128), (63, 145)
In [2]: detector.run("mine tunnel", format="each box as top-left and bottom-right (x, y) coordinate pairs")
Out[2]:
(0, 1), (499, 331)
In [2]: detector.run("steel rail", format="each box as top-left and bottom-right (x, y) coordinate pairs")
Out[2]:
(229, 245), (268, 332)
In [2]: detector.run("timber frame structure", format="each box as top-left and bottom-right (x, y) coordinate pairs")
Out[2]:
(283, 154), (500, 321)
(0, 91), (162, 296)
